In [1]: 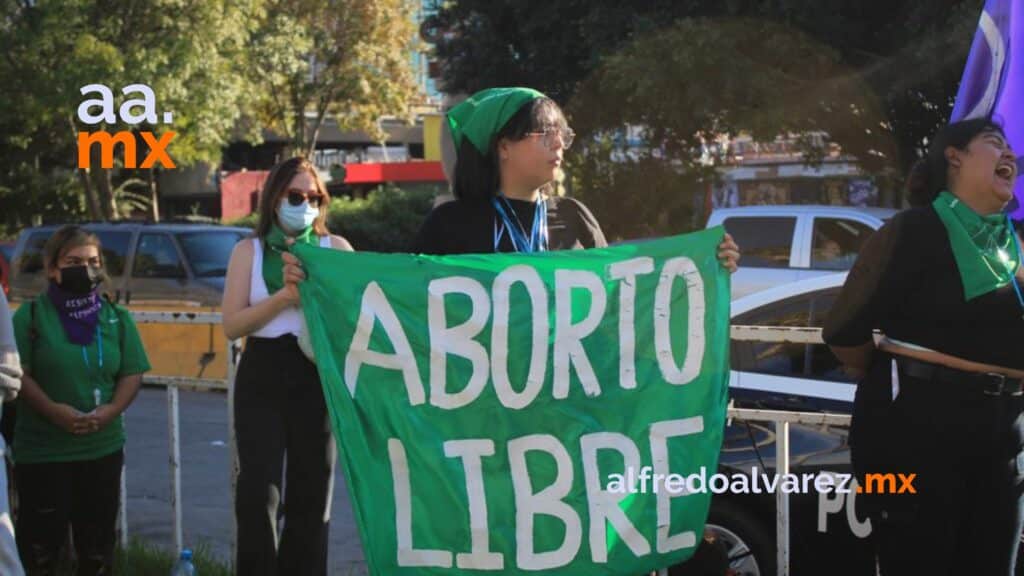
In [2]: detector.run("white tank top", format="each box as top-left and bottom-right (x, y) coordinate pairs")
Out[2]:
(249, 235), (331, 338)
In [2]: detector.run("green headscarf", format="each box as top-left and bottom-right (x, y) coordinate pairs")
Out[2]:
(447, 87), (546, 155)
(932, 190), (1021, 300)
(262, 223), (317, 294)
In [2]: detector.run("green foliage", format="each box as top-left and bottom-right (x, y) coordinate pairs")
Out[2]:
(433, 0), (983, 206)
(247, 0), (422, 156)
(568, 135), (705, 242)
(326, 185), (437, 252)
(0, 166), (86, 236)
(113, 540), (231, 576)
(226, 212), (259, 229)
(224, 185), (439, 252)
(0, 0), (265, 221)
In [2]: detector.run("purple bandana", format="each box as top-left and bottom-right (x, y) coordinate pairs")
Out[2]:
(46, 283), (102, 345)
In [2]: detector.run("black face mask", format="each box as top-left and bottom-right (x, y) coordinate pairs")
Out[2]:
(57, 265), (103, 295)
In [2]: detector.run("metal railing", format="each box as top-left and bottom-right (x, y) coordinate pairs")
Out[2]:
(129, 310), (238, 563)
(131, 312), (848, 576)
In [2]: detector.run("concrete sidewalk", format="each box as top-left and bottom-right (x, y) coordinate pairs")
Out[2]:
(124, 388), (368, 574)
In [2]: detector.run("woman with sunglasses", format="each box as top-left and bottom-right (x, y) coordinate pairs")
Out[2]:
(222, 157), (352, 576)
(413, 87), (740, 264)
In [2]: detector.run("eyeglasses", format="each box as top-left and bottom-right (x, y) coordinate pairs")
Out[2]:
(526, 127), (575, 150)
(285, 190), (325, 208)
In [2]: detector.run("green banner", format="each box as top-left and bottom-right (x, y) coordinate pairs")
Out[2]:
(294, 227), (731, 575)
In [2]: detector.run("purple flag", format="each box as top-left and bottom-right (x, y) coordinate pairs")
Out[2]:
(951, 0), (1023, 217)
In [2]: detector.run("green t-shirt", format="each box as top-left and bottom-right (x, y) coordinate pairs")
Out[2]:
(12, 294), (150, 463)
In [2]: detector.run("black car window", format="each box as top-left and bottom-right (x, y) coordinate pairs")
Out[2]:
(807, 289), (852, 382)
(732, 287), (852, 383)
(17, 232), (51, 273)
(733, 293), (812, 377)
(133, 233), (186, 278)
(176, 231), (247, 277)
(721, 216), (795, 268)
(810, 217), (874, 270)
(93, 231), (131, 277)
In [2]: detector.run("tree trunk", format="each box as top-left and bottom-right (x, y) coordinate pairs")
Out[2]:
(305, 99), (329, 159)
(68, 115), (102, 219)
(148, 168), (160, 222)
(76, 168), (102, 220)
(90, 154), (117, 221)
(293, 106), (307, 159)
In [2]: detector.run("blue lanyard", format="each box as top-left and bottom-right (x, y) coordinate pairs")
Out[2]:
(1007, 216), (1024, 316)
(81, 323), (103, 370)
(492, 194), (548, 253)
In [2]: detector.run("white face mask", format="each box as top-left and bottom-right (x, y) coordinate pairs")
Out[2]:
(277, 200), (319, 233)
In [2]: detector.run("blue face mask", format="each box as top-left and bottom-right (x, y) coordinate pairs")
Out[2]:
(277, 200), (319, 233)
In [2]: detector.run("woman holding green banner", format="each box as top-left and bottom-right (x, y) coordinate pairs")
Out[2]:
(825, 118), (1024, 575)
(412, 87), (740, 269)
(222, 157), (353, 576)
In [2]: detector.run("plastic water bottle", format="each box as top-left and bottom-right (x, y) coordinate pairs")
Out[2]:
(170, 549), (196, 576)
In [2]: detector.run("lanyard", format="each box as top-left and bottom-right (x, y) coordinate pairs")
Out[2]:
(81, 324), (103, 371)
(492, 194), (548, 253)
(1008, 215), (1024, 316)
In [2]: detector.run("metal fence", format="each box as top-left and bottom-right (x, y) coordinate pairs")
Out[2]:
(132, 311), (851, 576)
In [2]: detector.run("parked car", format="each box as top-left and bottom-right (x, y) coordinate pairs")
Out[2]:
(709, 273), (1024, 575)
(8, 222), (251, 306)
(706, 205), (896, 299)
(705, 273), (869, 576)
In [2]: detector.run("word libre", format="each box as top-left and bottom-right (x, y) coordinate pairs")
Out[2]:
(348, 258), (709, 570)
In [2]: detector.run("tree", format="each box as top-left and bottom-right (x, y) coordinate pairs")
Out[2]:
(248, 0), (422, 158)
(0, 0), (264, 223)
(431, 0), (983, 236)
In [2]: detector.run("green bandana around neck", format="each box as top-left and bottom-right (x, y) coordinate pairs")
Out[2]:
(262, 223), (317, 294)
(932, 190), (1020, 300)
(447, 87), (546, 155)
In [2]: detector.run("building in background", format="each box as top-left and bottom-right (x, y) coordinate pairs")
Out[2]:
(709, 134), (879, 210)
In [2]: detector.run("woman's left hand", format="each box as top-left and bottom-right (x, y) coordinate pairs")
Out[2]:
(84, 404), (118, 433)
(717, 233), (740, 273)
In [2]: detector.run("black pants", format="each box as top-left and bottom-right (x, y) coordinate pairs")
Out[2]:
(14, 449), (123, 576)
(851, 354), (1024, 575)
(234, 335), (336, 576)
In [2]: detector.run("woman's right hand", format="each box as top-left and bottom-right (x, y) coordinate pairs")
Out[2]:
(277, 250), (305, 307)
(49, 403), (91, 435)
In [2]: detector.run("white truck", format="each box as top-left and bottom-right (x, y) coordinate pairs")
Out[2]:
(706, 205), (897, 299)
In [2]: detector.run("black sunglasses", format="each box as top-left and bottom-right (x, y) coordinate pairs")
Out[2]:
(286, 190), (325, 207)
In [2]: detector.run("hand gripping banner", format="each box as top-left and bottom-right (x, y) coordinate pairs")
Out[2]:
(293, 227), (731, 575)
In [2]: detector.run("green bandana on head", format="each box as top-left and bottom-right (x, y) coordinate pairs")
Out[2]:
(262, 223), (317, 295)
(933, 190), (1021, 300)
(447, 87), (547, 155)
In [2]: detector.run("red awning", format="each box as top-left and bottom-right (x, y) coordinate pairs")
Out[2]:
(342, 161), (445, 184)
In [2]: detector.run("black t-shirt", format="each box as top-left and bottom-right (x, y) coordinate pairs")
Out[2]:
(411, 196), (608, 255)
(822, 206), (1024, 370)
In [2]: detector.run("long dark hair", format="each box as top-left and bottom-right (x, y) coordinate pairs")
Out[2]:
(254, 157), (331, 238)
(906, 117), (1005, 206)
(452, 97), (568, 202)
